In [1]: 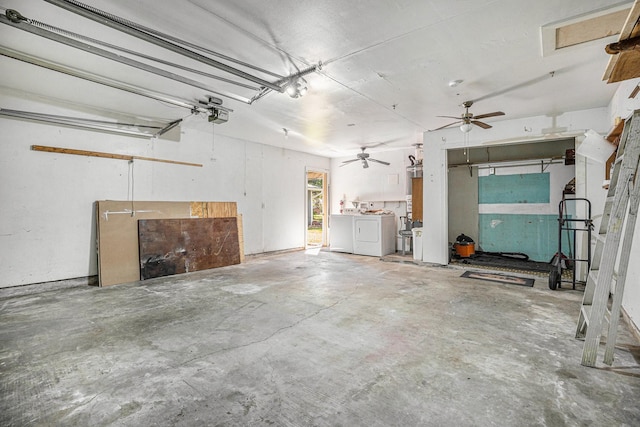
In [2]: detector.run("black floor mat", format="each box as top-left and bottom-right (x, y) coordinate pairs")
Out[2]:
(453, 252), (552, 273)
(461, 270), (535, 287)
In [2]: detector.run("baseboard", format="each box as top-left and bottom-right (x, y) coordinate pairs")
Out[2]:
(621, 306), (640, 343)
(0, 275), (98, 297)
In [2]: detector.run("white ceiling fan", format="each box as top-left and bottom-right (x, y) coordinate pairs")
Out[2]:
(340, 147), (390, 169)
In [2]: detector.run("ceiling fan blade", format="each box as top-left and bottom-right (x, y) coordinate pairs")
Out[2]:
(429, 121), (462, 132)
(472, 111), (505, 120)
(340, 158), (360, 166)
(368, 158), (390, 166)
(362, 159), (369, 168)
(471, 120), (492, 129)
(436, 115), (463, 119)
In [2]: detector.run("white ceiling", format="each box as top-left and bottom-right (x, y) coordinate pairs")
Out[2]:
(0, 0), (631, 157)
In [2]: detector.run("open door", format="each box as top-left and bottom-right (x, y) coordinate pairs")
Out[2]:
(306, 169), (328, 248)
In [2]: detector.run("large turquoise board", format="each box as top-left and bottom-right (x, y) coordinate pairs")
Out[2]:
(479, 173), (550, 204)
(478, 214), (569, 262)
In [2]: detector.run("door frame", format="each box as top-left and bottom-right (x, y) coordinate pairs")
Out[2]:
(305, 168), (329, 248)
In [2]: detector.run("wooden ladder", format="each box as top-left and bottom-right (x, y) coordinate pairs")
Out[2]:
(575, 110), (640, 367)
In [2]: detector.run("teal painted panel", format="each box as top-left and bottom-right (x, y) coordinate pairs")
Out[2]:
(479, 173), (550, 204)
(479, 214), (569, 262)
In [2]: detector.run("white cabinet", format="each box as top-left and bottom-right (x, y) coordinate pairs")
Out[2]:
(330, 214), (396, 256)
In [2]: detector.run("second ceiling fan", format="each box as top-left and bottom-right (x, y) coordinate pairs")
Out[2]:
(340, 147), (390, 169)
(431, 101), (505, 132)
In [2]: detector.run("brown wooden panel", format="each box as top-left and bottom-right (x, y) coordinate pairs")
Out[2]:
(237, 214), (245, 263)
(96, 200), (240, 286)
(608, 51), (640, 83)
(191, 202), (243, 261)
(96, 201), (192, 287)
(190, 202), (237, 218)
(412, 177), (423, 222)
(604, 2), (640, 82)
(138, 217), (240, 280)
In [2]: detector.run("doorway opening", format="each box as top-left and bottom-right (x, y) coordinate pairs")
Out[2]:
(306, 170), (328, 248)
(447, 138), (576, 274)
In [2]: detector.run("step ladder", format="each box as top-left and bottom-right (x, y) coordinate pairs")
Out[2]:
(575, 110), (640, 367)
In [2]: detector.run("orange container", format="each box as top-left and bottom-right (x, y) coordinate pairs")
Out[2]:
(455, 242), (475, 258)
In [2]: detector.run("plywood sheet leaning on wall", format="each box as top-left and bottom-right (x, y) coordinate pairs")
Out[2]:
(189, 201), (244, 263)
(190, 201), (237, 218)
(96, 201), (242, 286)
(138, 217), (241, 280)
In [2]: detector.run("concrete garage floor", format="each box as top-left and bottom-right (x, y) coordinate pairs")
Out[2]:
(1, 250), (640, 426)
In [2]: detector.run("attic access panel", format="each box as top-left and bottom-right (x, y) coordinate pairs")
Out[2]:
(540, 3), (630, 57)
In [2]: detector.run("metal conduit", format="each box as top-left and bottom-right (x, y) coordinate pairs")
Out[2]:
(0, 13), (252, 104)
(43, 0), (285, 92)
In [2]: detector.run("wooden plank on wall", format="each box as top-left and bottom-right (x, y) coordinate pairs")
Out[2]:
(138, 217), (240, 280)
(32, 145), (203, 167)
(96, 200), (240, 286)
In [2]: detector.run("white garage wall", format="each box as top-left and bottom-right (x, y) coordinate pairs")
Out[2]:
(0, 95), (330, 288)
(330, 147), (414, 246)
(330, 147), (413, 212)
